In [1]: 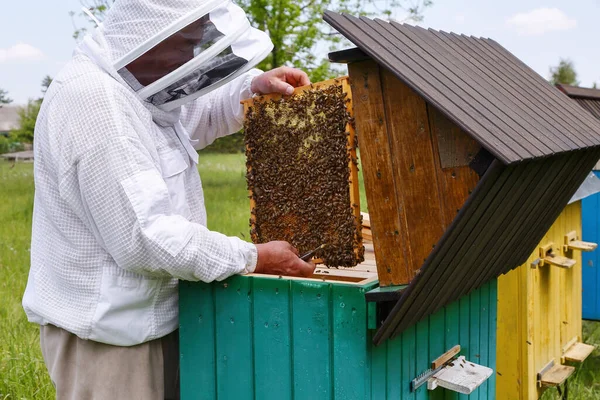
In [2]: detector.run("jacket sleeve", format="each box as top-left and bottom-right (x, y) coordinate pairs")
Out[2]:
(74, 135), (257, 282)
(179, 69), (263, 150)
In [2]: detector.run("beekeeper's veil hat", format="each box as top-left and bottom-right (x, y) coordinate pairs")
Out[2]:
(98, 0), (273, 111)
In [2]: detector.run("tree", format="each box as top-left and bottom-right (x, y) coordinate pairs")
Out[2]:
(10, 76), (52, 143)
(11, 101), (41, 143)
(549, 58), (579, 86)
(0, 89), (12, 108)
(41, 75), (53, 96)
(72, 0), (432, 81)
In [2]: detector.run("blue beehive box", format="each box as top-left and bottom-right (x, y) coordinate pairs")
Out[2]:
(582, 171), (600, 320)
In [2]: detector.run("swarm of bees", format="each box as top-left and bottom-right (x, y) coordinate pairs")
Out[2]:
(244, 82), (364, 267)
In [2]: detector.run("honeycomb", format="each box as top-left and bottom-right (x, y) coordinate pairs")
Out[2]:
(244, 80), (364, 267)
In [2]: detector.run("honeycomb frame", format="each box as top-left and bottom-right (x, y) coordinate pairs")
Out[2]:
(242, 77), (363, 267)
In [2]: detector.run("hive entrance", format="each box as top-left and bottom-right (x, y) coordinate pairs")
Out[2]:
(243, 77), (363, 267)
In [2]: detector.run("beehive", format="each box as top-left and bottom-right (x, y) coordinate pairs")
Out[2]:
(243, 78), (363, 267)
(582, 172), (600, 320)
(179, 12), (600, 400)
(497, 201), (597, 399)
(179, 262), (497, 400)
(556, 84), (600, 321)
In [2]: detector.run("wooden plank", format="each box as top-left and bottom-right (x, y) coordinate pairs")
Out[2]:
(215, 278), (254, 399)
(342, 77), (364, 263)
(348, 60), (409, 285)
(543, 254), (577, 269)
(563, 342), (595, 363)
(291, 281), (332, 399)
(332, 285), (370, 400)
(582, 183), (600, 319)
(486, 280), (498, 400)
(429, 106), (480, 169)
(431, 345), (461, 369)
(428, 105), (481, 229)
(253, 279), (293, 400)
(380, 68), (446, 278)
(539, 364), (574, 387)
(370, 337), (388, 399)
(178, 282), (217, 400)
(428, 356), (493, 394)
(566, 240), (597, 251)
(386, 330), (403, 399)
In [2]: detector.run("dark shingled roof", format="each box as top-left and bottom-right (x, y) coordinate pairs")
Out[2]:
(557, 84), (600, 121)
(324, 11), (600, 165)
(324, 11), (600, 344)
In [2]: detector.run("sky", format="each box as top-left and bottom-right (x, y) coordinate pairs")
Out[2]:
(1, 0), (599, 105)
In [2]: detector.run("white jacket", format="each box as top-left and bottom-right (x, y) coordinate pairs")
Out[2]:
(22, 3), (263, 346)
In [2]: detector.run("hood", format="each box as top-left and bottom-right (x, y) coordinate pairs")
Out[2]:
(82, 0), (272, 112)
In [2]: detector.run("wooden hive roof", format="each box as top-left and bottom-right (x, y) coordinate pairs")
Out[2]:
(324, 11), (600, 344)
(557, 84), (600, 121)
(324, 11), (600, 164)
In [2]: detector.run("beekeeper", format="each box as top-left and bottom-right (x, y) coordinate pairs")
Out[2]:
(22, 0), (314, 398)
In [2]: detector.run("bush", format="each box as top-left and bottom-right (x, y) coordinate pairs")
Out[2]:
(200, 131), (246, 154)
(0, 135), (25, 155)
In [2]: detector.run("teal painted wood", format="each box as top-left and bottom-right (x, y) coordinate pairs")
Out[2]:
(487, 280), (498, 399)
(179, 282), (217, 399)
(179, 277), (497, 400)
(252, 278), (292, 400)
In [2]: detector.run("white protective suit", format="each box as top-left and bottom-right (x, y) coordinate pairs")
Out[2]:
(23, 0), (273, 346)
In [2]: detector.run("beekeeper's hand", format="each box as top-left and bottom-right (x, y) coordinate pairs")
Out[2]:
(255, 241), (315, 277)
(251, 66), (311, 96)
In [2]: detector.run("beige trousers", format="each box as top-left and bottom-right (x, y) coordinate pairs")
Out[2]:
(40, 324), (179, 400)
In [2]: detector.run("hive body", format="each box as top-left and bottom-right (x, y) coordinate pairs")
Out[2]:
(496, 202), (585, 399)
(179, 276), (497, 400)
(582, 171), (600, 320)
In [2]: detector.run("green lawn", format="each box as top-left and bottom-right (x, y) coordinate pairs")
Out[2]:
(1, 155), (600, 399)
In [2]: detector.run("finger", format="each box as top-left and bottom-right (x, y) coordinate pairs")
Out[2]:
(298, 260), (316, 277)
(281, 67), (310, 87)
(289, 69), (310, 87)
(288, 244), (300, 256)
(268, 77), (295, 95)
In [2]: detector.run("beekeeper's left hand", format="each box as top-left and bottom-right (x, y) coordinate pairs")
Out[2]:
(251, 66), (311, 96)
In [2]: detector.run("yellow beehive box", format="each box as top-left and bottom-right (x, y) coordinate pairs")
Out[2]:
(497, 201), (596, 399)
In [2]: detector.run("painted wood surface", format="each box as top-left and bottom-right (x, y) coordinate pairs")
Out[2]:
(497, 202), (583, 400)
(180, 276), (497, 400)
(582, 171), (600, 320)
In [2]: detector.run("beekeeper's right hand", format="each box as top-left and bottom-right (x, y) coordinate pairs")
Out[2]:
(255, 241), (315, 277)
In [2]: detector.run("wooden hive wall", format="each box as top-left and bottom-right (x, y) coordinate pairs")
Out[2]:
(349, 60), (481, 286)
(582, 171), (600, 320)
(179, 277), (497, 400)
(496, 202), (584, 400)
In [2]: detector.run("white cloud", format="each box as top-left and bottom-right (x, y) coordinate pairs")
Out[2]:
(0, 43), (45, 64)
(506, 7), (577, 36)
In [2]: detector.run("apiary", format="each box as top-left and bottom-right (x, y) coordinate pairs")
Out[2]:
(179, 12), (600, 400)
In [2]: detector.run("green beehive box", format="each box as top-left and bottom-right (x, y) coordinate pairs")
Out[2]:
(179, 275), (497, 399)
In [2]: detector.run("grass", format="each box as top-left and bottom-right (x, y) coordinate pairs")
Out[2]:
(1, 154), (600, 398)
